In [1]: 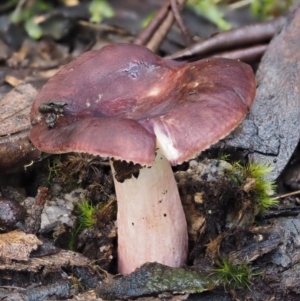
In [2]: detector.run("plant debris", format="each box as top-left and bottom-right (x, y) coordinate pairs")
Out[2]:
(0, 230), (42, 261)
(0, 84), (40, 172)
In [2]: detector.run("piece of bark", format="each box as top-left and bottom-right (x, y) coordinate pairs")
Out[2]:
(96, 263), (219, 299)
(25, 187), (48, 234)
(3, 280), (72, 301)
(0, 230), (42, 261)
(0, 248), (89, 272)
(226, 7), (300, 180)
(65, 290), (103, 301)
(228, 226), (284, 265)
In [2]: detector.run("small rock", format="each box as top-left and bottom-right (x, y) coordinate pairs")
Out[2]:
(40, 188), (86, 229)
(0, 198), (26, 230)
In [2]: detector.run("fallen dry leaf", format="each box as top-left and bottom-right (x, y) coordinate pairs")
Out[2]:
(0, 83), (37, 136)
(0, 83), (40, 172)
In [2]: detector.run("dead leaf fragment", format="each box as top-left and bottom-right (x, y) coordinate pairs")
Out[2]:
(0, 83), (37, 136)
(4, 75), (24, 87)
(0, 230), (42, 261)
(0, 83), (41, 171)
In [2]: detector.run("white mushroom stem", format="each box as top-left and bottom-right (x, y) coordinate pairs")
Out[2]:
(110, 149), (188, 274)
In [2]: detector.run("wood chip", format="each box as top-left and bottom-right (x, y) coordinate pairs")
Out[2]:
(4, 75), (24, 87)
(0, 230), (42, 261)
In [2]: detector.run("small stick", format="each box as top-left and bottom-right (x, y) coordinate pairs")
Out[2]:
(273, 190), (300, 200)
(146, 0), (187, 52)
(209, 44), (268, 63)
(166, 16), (286, 59)
(25, 186), (48, 233)
(146, 8), (174, 52)
(170, 0), (193, 44)
(133, 1), (170, 46)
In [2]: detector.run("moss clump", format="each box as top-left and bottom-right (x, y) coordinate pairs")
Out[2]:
(213, 257), (260, 289)
(230, 162), (278, 214)
(77, 200), (97, 230)
(67, 200), (97, 250)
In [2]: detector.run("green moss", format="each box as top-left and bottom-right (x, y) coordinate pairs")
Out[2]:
(246, 163), (278, 213)
(67, 228), (78, 251)
(43, 155), (81, 191)
(46, 156), (61, 185)
(66, 200), (96, 250)
(77, 200), (97, 230)
(213, 257), (260, 289)
(218, 153), (230, 161)
(230, 162), (278, 214)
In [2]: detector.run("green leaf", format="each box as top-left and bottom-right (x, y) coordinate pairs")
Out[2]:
(251, 0), (295, 20)
(89, 0), (114, 23)
(187, 0), (231, 31)
(24, 18), (43, 39)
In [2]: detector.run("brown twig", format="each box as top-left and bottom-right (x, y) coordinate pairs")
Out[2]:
(134, 0), (188, 52)
(273, 190), (300, 200)
(145, 8), (175, 52)
(170, 0), (193, 44)
(146, 0), (187, 53)
(166, 16), (286, 60)
(133, 2), (170, 46)
(26, 186), (48, 234)
(209, 44), (268, 63)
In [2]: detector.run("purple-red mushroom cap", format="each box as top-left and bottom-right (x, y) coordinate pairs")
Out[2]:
(29, 43), (256, 166)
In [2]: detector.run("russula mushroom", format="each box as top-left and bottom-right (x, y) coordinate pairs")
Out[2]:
(29, 43), (256, 274)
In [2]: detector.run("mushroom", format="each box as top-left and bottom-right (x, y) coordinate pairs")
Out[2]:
(29, 43), (256, 274)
